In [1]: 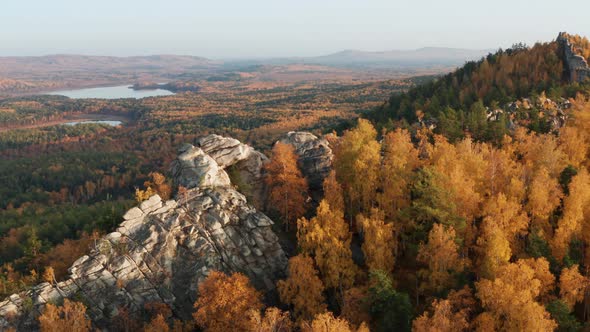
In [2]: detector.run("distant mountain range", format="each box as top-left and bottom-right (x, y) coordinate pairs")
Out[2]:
(0, 54), (219, 77)
(226, 47), (494, 69)
(0, 47), (493, 77)
(0, 48), (493, 94)
(308, 47), (494, 67)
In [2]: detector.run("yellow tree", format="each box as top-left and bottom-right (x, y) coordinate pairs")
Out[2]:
(333, 119), (381, 222)
(193, 271), (263, 332)
(559, 125), (588, 168)
(135, 186), (155, 203)
(475, 260), (557, 331)
(551, 168), (590, 261)
(481, 193), (529, 254)
(476, 220), (511, 279)
(277, 255), (327, 322)
(429, 136), (487, 247)
(520, 258), (555, 301)
(144, 172), (172, 200)
(559, 97), (590, 168)
(144, 314), (170, 332)
(412, 299), (470, 332)
(526, 167), (563, 237)
(302, 312), (353, 332)
(322, 171), (345, 214)
(415, 286), (476, 332)
(378, 128), (420, 220)
(559, 264), (589, 310)
(340, 286), (371, 329)
(38, 299), (91, 332)
(513, 126), (566, 177)
(264, 142), (309, 231)
(297, 200), (357, 291)
(357, 208), (396, 274)
(417, 224), (465, 293)
(247, 307), (293, 332)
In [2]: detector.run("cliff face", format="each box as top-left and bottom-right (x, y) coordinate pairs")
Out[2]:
(0, 135), (294, 331)
(558, 32), (590, 83)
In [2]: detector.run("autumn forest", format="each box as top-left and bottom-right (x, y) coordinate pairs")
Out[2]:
(2, 29), (590, 332)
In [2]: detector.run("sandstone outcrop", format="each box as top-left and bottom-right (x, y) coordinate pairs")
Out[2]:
(278, 131), (333, 190)
(0, 136), (288, 331)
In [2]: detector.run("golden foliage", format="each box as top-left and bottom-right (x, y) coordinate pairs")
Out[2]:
(340, 286), (371, 328)
(333, 119), (381, 220)
(135, 186), (156, 203)
(519, 258), (555, 301)
(144, 172), (172, 201)
(526, 167), (563, 237)
(193, 271), (263, 332)
(247, 307), (293, 332)
(297, 201), (357, 290)
(413, 299), (470, 332)
(302, 312), (353, 332)
(475, 260), (557, 331)
(358, 208), (396, 274)
(378, 128), (420, 221)
(476, 220), (511, 279)
(559, 264), (589, 310)
(417, 224), (465, 293)
(264, 142), (309, 230)
(277, 255), (326, 322)
(322, 171), (345, 214)
(38, 299), (91, 332)
(144, 314), (170, 332)
(481, 193), (529, 253)
(551, 168), (590, 261)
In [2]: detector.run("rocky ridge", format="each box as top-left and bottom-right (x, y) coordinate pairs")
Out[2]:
(0, 132), (333, 330)
(0, 136), (291, 330)
(558, 32), (590, 83)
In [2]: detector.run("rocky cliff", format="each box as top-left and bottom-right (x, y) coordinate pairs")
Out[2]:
(0, 132), (333, 330)
(0, 136), (289, 330)
(558, 32), (590, 83)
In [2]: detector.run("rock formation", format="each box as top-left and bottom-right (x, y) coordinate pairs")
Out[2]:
(0, 136), (287, 331)
(195, 134), (268, 208)
(558, 32), (590, 83)
(278, 131), (333, 190)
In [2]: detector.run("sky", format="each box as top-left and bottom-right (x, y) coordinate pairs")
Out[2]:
(1, 0), (589, 58)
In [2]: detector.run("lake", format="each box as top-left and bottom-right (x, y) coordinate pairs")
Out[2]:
(48, 85), (175, 99)
(64, 120), (123, 126)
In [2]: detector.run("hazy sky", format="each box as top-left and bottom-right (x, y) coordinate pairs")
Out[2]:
(1, 0), (589, 58)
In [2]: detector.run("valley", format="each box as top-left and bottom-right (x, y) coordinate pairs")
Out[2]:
(2, 29), (590, 332)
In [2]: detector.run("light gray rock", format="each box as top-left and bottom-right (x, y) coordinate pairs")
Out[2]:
(196, 134), (269, 208)
(170, 145), (231, 188)
(278, 131), (333, 190)
(123, 207), (143, 220)
(558, 32), (590, 83)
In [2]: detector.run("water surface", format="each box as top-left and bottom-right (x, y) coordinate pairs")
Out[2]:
(64, 120), (123, 126)
(48, 85), (175, 99)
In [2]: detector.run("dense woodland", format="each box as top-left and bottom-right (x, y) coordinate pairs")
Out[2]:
(4, 34), (590, 331)
(369, 40), (590, 143)
(0, 76), (406, 306)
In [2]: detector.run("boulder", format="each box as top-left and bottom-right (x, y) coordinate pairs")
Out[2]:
(278, 131), (333, 190)
(170, 145), (231, 188)
(196, 134), (268, 208)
